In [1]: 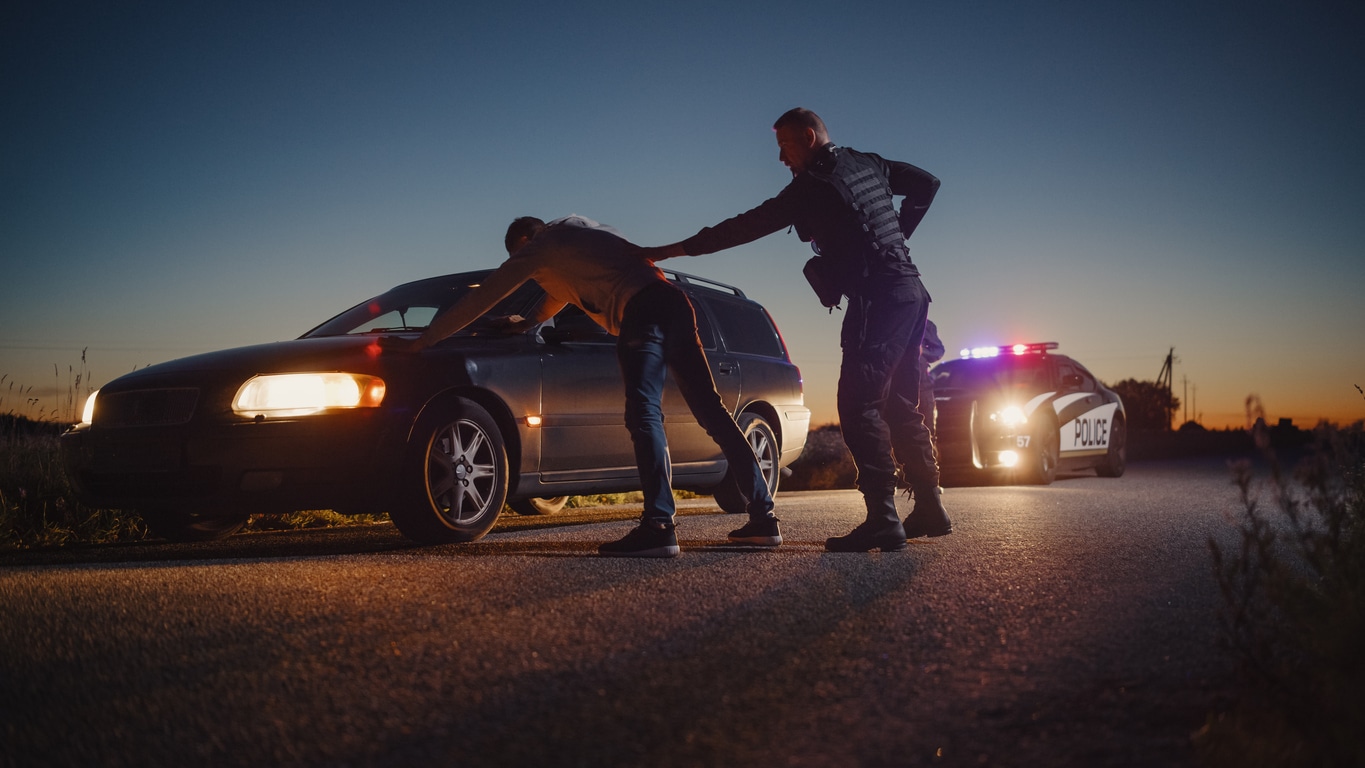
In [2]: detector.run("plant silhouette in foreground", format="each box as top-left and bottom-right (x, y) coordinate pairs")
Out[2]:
(1200, 395), (1364, 767)
(0, 416), (146, 548)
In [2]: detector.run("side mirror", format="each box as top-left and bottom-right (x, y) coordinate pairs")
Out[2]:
(538, 324), (573, 345)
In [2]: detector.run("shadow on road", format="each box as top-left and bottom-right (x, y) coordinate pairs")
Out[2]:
(0, 524), (419, 568)
(0, 501), (727, 568)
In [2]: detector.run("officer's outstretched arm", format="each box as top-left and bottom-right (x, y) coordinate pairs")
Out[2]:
(637, 243), (688, 263)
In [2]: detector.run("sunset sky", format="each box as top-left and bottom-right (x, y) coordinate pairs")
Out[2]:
(3, 0), (1362, 429)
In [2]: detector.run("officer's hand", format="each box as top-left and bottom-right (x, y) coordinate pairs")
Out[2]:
(636, 244), (686, 264)
(492, 315), (536, 334)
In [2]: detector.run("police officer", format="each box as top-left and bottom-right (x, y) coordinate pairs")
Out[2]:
(919, 318), (945, 440)
(639, 108), (951, 551)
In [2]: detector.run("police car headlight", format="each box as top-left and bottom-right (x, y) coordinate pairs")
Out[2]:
(998, 450), (1020, 467)
(994, 406), (1027, 427)
(233, 373), (386, 418)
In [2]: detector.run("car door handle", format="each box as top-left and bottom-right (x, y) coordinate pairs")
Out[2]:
(717, 362), (737, 375)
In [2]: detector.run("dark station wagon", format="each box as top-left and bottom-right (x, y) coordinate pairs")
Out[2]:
(62, 269), (811, 544)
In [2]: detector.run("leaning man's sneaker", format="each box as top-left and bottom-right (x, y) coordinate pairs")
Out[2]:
(599, 520), (680, 558)
(727, 516), (782, 546)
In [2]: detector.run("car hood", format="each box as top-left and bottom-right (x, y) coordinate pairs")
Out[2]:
(109, 336), (408, 382)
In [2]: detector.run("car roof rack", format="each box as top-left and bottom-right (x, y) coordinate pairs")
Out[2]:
(662, 269), (745, 298)
(419, 268), (747, 299)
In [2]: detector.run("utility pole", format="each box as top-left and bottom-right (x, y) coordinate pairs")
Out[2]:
(1182, 375), (1188, 426)
(1157, 347), (1175, 431)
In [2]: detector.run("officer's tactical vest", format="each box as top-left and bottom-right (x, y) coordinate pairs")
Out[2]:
(800, 146), (909, 278)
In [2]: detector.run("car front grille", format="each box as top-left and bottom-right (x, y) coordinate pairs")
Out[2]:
(97, 388), (200, 427)
(78, 466), (221, 498)
(934, 397), (975, 467)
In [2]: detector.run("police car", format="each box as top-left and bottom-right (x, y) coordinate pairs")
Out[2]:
(930, 342), (1126, 484)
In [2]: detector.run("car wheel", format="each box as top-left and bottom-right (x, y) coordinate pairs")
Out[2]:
(508, 496), (569, 515)
(1096, 418), (1127, 477)
(139, 506), (248, 542)
(713, 412), (780, 514)
(1024, 420), (1059, 485)
(391, 398), (508, 544)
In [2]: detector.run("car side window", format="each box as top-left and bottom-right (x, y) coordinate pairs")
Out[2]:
(701, 296), (784, 358)
(690, 300), (719, 351)
(545, 304), (614, 343)
(1073, 363), (1098, 393)
(1057, 359), (1097, 393)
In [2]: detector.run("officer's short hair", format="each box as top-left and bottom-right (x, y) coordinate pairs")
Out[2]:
(773, 108), (828, 138)
(504, 217), (546, 254)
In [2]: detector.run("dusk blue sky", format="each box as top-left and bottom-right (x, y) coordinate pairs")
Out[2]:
(3, 0), (1363, 428)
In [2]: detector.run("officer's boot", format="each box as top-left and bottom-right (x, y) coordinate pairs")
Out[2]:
(825, 494), (908, 552)
(903, 485), (953, 539)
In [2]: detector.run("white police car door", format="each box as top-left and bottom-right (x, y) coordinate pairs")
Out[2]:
(1052, 359), (1116, 457)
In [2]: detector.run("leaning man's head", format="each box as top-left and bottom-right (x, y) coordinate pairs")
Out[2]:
(505, 217), (546, 255)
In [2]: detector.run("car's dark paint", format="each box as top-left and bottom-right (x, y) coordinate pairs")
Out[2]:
(61, 269), (810, 542)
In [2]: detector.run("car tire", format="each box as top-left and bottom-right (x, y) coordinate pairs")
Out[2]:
(713, 412), (780, 514)
(1096, 418), (1127, 478)
(508, 496), (569, 515)
(139, 506), (248, 542)
(1024, 420), (1059, 485)
(391, 398), (508, 544)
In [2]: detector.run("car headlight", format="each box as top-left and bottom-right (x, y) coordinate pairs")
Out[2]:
(993, 405), (1027, 428)
(80, 390), (99, 426)
(232, 373), (386, 418)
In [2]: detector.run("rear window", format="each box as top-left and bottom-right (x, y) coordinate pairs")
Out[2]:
(702, 297), (785, 359)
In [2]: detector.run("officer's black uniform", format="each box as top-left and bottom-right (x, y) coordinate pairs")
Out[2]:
(919, 319), (945, 439)
(679, 142), (953, 549)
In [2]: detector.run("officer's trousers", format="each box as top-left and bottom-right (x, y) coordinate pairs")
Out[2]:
(837, 276), (940, 499)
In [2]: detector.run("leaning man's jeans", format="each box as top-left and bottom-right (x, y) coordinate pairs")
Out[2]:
(617, 281), (773, 524)
(837, 276), (939, 498)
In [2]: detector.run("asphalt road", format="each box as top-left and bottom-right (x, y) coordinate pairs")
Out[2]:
(0, 458), (1245, 767)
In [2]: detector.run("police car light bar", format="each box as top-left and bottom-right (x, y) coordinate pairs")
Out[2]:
(959, 342), (1059, 359)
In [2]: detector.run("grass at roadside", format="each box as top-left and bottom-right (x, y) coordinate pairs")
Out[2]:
(1195, 399), (1365, 767)
(0, 414), (393, 549)
(0, 417), (147, 549)
(1, 413), (679, 551)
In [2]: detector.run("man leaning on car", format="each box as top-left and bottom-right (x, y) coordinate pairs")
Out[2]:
(410, 215), (780, 558)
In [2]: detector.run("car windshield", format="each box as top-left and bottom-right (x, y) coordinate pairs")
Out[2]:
(301, 271), (545, 338)
(933, 355), (1050, 392)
